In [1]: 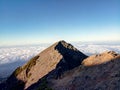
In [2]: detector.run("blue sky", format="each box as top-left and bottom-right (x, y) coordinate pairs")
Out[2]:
(0, 0), (120, 46)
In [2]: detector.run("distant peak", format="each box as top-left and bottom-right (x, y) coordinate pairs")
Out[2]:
(55, 40), (77, 51)
(57, 40), (68, 46)
(58, 40), (66, 43)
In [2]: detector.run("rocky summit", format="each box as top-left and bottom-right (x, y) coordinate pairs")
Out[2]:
(1, 41), (120, 90)
(1, 40), (87, 90)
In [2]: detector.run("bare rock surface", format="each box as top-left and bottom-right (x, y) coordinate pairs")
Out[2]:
(1, 40), (87, 90)
(51, 51), (120, 90)
(1, 40), (120, 90)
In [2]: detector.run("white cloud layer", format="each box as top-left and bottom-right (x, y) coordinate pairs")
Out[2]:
(0, 43), (120, 78)
(73, 43), (120, 55)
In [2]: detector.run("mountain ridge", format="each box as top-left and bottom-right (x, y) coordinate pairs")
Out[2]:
(1, 40), (87, 90)
(51, 51), (120, 90)
(0, 40), (120, 90)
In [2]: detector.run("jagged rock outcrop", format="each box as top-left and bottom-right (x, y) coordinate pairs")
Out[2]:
(82, 51), (119, 66)
(2, 40), (87, 90)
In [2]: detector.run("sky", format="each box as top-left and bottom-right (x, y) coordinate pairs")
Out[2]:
(0, 0), (120, 46)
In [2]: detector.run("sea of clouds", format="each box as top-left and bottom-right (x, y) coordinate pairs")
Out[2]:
(0, 42), (120, 78)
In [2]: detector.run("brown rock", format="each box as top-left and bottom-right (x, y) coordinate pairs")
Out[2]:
(3, 40), (87, 90)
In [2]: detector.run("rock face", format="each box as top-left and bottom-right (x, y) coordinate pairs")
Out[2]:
(82, 51), (119, 66)
(1, 40), (120, 90)
(2, 40), (87, 90)
(51, 51), (120, 90)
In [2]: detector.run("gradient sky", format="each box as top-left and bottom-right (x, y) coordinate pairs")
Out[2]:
(0, 0), (120, 46)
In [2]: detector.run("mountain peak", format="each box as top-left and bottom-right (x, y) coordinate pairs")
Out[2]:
(1, 40), (120, 90)
(57, 40), (66, 43)
(55, 40), (77, 51)
(4, 40), (87, 90)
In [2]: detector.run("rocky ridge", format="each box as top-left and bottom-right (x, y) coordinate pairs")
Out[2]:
(0, 41), (120, 90)
(1, 40), (87, 90)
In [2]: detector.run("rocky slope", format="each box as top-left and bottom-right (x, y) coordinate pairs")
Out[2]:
(1, 40), (120, 90)
(50, 51), (120, 90)
(1, 40), (87, 90)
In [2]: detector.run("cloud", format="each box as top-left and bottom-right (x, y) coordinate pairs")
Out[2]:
(73, 43), (120, 55)
(0, 43), (120, 78)
(0, 44), (49, 78)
